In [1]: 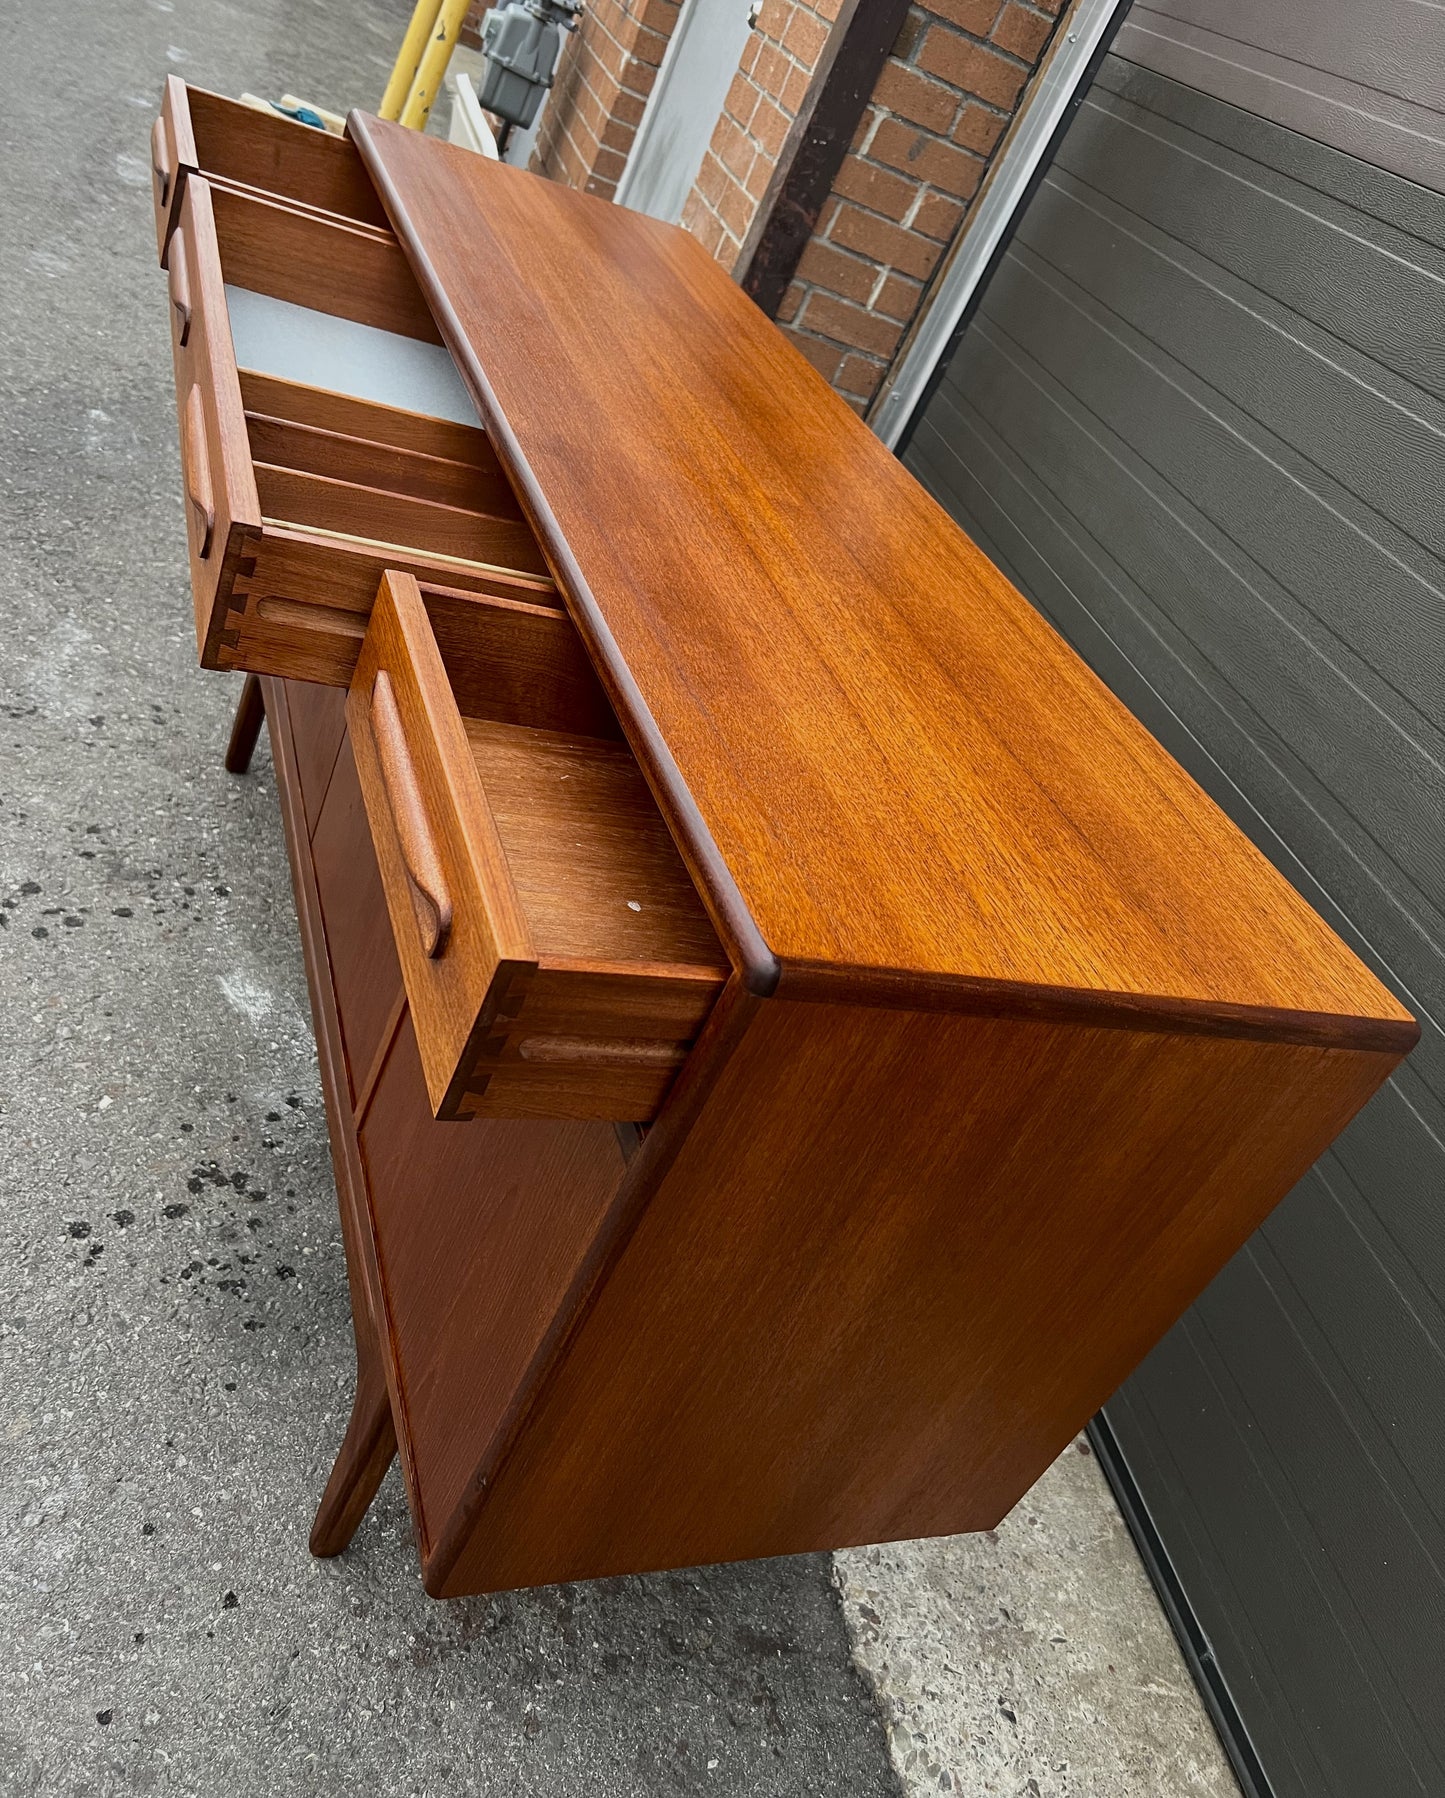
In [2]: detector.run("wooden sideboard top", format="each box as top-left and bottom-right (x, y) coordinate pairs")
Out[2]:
(351, 114), (1412, 1050)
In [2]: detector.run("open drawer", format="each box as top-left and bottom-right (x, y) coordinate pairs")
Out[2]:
(349, 572), (729, 1121)
(152, 77), (390, 265)
(165, 174), (554, 685)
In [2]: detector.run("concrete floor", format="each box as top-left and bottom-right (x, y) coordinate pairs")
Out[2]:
(0, 1), (1241, 1792)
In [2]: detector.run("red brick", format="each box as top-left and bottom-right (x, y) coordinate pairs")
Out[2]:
(783, 6), (829, 66)
(686, 191), (715, 237)
(744, 150), (776, 203)
(601, 113), (639, 155)
(752, 95), (791, 159)
(796, 237), (878, 304)
(780, 60), (812, 115)
(754, 40), (790, 95)
(717, 172), (756, 240)
(593, 143), (628, 182)
(837, 352), (885, 401)
(850, 104), (881, 154)
(565, 112), (602, 162)
(585, 173), (618, 200)
(693, 149), (729, 207)
(622, 58), (660, 100)
(828, 203), (942, 281)
(580, 0), (621, 38)
(689, 206), (728, 259)
(832, 156), (916, 222)
(890, 7), (927, 59)
(784, 327), (844, 385)
(916, 29), (1028, 109)
(726, 70), (761, 130)
(612, 87), (647, 129)
(755, 0), (792, 38)
(869, 117), (985, 199)
(953, 100), (1007, 155)
(586, 29), (629, 82)
(874, 269), (924, 323)
(991, 0), (1053, 60)
(632, 23), (672, 66)
(913, 188), (966, 241)
(925, 0), (1002, 32)
(776, 280), (806, 324)
(740, 31), (763, 75)
(873, 61), (960, 133)
(716, 114), (754, 181)
(635, 0), (680, 35)
(800, 290), (904, 357)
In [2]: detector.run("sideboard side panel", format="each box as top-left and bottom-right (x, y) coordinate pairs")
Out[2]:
(441, 996), (1398, 1594)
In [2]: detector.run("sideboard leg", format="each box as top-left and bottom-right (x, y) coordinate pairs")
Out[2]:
(224, 673), (266, 774)
(309, 1327), (397, 1557)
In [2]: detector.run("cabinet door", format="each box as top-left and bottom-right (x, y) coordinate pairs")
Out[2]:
(358, 1014), (626, 1569)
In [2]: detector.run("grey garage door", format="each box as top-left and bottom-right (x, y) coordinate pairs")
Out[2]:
(899, 17), (1445, 1798)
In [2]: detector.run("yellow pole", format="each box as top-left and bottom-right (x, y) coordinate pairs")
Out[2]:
(380, 0), (445, 121)
(399, 0), (474, 130)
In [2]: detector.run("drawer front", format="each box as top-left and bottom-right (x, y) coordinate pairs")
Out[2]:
(348, 571), (536, 1119)
(165, 180), (262, 664)
(151, 85), (187, 263)
(312, 728), (407, 1104)
(286, 678), (349, 838)
(162, 176), (558, 685)
(153, 76), (390, 265)
(347, 571), (727, 1122)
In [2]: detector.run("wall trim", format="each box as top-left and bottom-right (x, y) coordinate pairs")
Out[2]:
(869, 0), (1129, 448)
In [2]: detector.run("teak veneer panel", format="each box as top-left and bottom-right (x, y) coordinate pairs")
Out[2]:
(465, 718), (731, 972)
(351, 115), (1413, 1052)
(436, 993), (1400, 1595)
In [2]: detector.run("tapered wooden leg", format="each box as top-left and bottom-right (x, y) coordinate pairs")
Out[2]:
(309, 1326), (397, 1557)
(224, 673), (266, 774)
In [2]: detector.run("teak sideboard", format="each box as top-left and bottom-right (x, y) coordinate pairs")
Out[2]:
(149, 79), (1417, 1598)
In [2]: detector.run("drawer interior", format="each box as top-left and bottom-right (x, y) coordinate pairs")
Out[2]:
(466, 719), (723, 975)
(226, 286), (476, 426)
(166, 174), (555, 686)
(154, 77), (389, 262)
(349, 572), (729, 1121)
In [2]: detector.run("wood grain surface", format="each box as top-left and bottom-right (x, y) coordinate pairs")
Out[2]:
(358, 1016), (626, 1565)
(351, 115), (1414, 1053)
(347, 571), (726, 1120)
(437, 993), (1401, 1594)
(155, 78), (390, 264)
(236, 370), (499, 469)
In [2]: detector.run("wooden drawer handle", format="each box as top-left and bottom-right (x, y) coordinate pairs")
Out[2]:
(168, 223), (191, 345)
(167, 222), (192, 345)
(181, 383), (214, 559)
(370, 669), (453, 959)
(151, 117), (171, 206)
(518, 1037), (688, 1068)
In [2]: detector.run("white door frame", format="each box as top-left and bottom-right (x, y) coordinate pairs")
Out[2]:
(614, 0), (757, 222)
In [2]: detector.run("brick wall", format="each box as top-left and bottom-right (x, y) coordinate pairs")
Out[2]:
(679, 0), (841, 267)
(775, 0), (1062, 410)
(516, 0), (1064, 413)
(529, 0), (681, 200)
